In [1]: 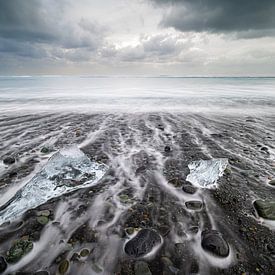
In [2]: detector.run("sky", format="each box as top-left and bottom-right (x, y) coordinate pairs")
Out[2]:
(0, 0), (275, 76)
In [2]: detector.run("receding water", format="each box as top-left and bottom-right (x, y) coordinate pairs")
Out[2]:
(0, 76), (275, 114)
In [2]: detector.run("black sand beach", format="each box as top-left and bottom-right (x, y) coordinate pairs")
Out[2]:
(0, 113), (274, 275)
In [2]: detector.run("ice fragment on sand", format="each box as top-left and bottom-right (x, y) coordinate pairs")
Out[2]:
(0, 145), (108, 225)
(186, 158), (228, 189)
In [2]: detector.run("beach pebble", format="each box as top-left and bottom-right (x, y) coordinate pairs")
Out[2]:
(37, 216), (49, 225)
(134, 261), (152, 275)
(40, 147), (50, 154)
(37, 210), (50, 217)
(185, 200), (203, 210)
(6, 239), (33, 263)
(164, 146), (171, 152)
(0, 256), (7, 273)
(201, 230), (229, 257)
(124, 229), (161, 257)
(254, 200), (275, 220)
(80, 249), (90, 257)
(182, 184), (197, 194)
(3, 156), (15, 165)
(168, 178), (182, 187)
(58, 260), (69, 274)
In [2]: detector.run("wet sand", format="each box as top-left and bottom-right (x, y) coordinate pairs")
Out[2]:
(0, 113), (274, 275)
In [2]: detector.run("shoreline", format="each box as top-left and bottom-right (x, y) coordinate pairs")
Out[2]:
(0, 112), (274, 274)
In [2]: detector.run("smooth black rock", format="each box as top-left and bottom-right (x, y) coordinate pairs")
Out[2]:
(124, 229), (161, 257)
(185, 200), (203, 210)
(182, 184), (197, 194)
(0, 256), (7, 273)
(260, 147), (268, 152)
(254, 200), (275, 220)
(201, 230), (229, 257)
(3, 156), (15, 165)
(164, 146), (171, 152)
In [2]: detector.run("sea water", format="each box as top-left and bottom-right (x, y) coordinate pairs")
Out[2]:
(0, 76), (274, 114)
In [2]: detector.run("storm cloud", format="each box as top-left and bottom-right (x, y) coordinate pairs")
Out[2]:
(0, 0), (275, 75)
(151, 0), (275, 37)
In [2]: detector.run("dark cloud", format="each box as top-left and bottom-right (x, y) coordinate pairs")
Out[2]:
(0, 0), (106, 62)
(151, 0), (275, 37)
(0, 0), (60, 42)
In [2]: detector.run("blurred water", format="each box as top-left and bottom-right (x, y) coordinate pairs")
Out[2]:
(0, 76), (274, 114)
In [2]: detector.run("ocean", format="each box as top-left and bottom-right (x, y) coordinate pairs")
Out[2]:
(0, 76), (275, 114)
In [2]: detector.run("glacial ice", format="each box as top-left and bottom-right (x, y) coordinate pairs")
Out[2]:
(0, 145), (108, 225)
(186, 158), (228, 189)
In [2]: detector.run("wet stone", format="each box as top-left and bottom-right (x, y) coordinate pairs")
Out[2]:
(80, 249), (89, 257)
(40, 147), (50, 154)
(6, 239), (33, 263)
(254, 200), (275, 220)
(185, 201), (203, 210)
(3, 156), (15, 165)
(37, 216), (49, 225)
(168, 178), (183, 188)
(0, 256), (7, 273)
(58, 259), (69, 274)
(201, 230), (229, 257)
(182, 183), (197, 194)
(134, 261), (152, 275)
(164, 146), (171, 152)
(124, 229), (161, 257)
(125, 227), (135, 235)
(37, 210), (50, 217)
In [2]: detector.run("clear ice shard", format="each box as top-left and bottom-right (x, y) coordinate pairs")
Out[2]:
(186, 158), (228, 189)
(0, 145), (108, 225)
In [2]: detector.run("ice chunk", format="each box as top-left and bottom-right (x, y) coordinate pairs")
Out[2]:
(186, 158), (228, 189)
(0, 145), (108, 225)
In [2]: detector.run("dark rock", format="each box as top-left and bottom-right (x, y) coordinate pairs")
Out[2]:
(125, 227), (135, 235)
(260, 147), (269, 152)
(134, 261), (152, 275)
(40, 147), (50, 154)
(37, 216), (49, 225)
(268, 179), (275, 186)
(0, 256), (7, 273)
(80, 249), (89, 257)
(168, 178), (183, 188)
(124, 229), (161, 257)
(254, 200), (275, 220)
(164, 146), (171, 152)
(185, 201), (203, 210)
(6, 239), (33, 263)
(182, 184), (197, 194)
(58, 259), (69, 274)
(3, 156), (15, 165)
(201, 230), (229, 257)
